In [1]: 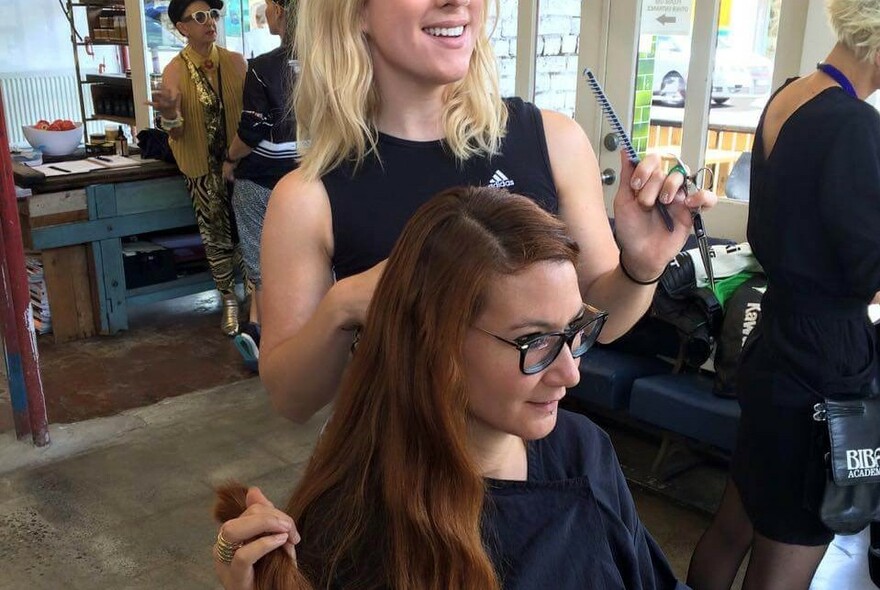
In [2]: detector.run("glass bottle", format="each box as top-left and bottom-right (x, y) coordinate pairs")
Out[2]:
(115, 125), (129, 156)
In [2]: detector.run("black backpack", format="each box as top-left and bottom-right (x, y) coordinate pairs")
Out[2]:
(136, 128), (177, 164)
(606, 251), (723, 371)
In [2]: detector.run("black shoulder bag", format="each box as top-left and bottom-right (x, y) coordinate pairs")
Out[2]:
(812, 394), (880, 534)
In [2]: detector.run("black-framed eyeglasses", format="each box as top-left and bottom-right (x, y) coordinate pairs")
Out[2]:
(476, 303), (609, 375)
(182, 8), (222, 24)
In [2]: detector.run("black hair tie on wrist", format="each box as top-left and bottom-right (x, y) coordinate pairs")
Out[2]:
(619, 250), (663, 285)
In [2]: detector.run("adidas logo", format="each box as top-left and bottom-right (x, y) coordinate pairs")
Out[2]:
(487, 169), (515, 188)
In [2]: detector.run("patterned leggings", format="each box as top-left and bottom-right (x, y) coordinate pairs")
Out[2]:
(184, 174), (243, 294)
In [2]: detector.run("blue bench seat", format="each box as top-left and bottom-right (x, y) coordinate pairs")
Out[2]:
(568, 348), (672, 411)
(629, 372), (741, 452)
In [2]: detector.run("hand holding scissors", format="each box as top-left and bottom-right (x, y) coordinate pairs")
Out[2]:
(582, 68), (719, 278)
(669, 156), (716, 291)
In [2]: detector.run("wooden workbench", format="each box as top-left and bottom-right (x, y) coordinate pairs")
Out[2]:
(14, 157), (213, 342)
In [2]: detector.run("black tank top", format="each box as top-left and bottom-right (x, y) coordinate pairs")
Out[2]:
(323, 97), (559, 280)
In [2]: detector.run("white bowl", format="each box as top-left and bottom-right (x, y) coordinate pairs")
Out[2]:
(21, 123), (84, 156)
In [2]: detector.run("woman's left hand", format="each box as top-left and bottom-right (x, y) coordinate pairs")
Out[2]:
(611, 152), (718, 281)
(214, 486), (299, 590)
(147, 86), (181, 121)
(223, 160), (237, 182)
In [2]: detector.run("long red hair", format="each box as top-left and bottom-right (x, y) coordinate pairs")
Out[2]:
(216, 186), (580, 589)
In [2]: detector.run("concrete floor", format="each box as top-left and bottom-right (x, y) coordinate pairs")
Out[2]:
(0, 294), (876, 589)
(0, 379), (321, 589)
(0, 292), (251, 434)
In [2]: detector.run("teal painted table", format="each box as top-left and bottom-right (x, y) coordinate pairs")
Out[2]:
(14, 159), (214, 341)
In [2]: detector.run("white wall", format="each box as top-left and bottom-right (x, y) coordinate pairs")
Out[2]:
(491, 0), (582, 117)
(800, 0), (836, 74)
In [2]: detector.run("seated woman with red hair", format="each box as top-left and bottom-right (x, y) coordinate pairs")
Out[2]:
(213, 187), (687, 590)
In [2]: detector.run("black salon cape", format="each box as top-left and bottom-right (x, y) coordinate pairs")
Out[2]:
(482, 410), (687, 590)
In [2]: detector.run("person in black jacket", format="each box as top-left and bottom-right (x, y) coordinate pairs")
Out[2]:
(223, 0), (299, 368)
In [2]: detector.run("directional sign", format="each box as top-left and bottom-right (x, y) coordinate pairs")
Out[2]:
(641, 0), (692, 36)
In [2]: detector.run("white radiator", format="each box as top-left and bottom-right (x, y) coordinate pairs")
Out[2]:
(1, 72), (98, 147)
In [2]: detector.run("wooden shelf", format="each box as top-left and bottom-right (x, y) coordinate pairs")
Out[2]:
(76, 39), (128, 46)
(88, 114), (136, 125)
(126, 272), (215, 307)
(68, 0), (145, 142)
(71, 2), (125, 7)
(84, 73), (132, 87)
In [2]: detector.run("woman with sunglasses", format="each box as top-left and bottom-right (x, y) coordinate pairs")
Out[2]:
(213, 186), (686, 590)
(150, 0), (248, 335)
(258, 0), (717, 424)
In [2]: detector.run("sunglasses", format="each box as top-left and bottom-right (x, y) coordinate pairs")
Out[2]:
(477, 303), (609, 375)
(181, 8), (222, 25)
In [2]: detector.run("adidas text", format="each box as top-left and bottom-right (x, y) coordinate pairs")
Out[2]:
(488, 170), (515, 188)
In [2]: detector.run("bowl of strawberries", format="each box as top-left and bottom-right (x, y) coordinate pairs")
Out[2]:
(22, 119), (83, 156)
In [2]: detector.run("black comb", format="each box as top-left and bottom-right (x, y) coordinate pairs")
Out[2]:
(583, 68), (675, 232)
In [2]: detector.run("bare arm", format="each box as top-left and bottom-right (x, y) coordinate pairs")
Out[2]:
(149, 61), (184, 140)
(222, 135), (253, 181)
(542, 110), (653, 341)
(259, 170), (385, 423)
(541, 110), (716, 341)
(232, 52), (248, 79)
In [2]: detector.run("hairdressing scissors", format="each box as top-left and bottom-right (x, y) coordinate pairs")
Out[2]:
(669, 156), (715, 291)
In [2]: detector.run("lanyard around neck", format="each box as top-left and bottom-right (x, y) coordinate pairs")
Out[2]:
(816, 62), (858, 99)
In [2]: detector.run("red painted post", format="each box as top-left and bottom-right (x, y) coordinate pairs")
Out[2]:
(0, 88), (49, 446)
(0, 220), (32, 440)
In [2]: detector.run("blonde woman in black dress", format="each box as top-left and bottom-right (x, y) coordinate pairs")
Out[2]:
(688, 1), (880, 588)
